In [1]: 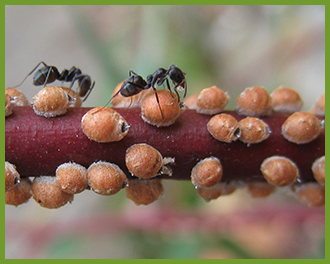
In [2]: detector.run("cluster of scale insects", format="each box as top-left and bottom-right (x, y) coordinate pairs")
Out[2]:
(5, 62), (325, 208)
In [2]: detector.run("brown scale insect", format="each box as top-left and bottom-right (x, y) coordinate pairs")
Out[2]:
(191, 157), (223, 188)
(5, 161), (20, 191)
(87, 161), (128, 196)
(236, 86), (272, 117)
(81, 107), (129, 143)
(196, 86), (229, 115)
(32, 86), (70, 118)
(270, 86), (303, 113)
(5, 178), (32, 207)
(125, 143), (164, 179)
(238, 117), (271, 145)
(32, 176), (74, 209)
(125, 178), (164, 205)
(207, 113), (241, 143)
(56, 162), (88, 194)
(260, 156), (299, 187)
(311, 156), (325, 186)
(281, 112), (323, 144)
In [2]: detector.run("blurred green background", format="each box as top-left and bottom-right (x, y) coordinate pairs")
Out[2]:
(5, 5), (325, 259)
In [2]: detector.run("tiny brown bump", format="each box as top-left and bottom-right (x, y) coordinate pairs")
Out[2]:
(5, 88), (30, 106)
(141, 89), (183, 127)
(61, 87), (82, 107)
(293, 183), (325, 207)
(196, 182), (236, 202)
(125, 178), (164, 205)
(270, 86), (303, 113)
(311, 156), (325, 186)
(184, 94), (199, 109)
(5, 161), (21, 191)
(5, 93), (14, 117)
(311, 93), (325, 116)
(196, 86), (229, 115)
(281, 112), (323, 144)
(56, 162), (88, 194)
(5, 178), (32, 206)
(32, 176), (74, 209)
(246, 182), (275, 198)
(238, 117), (271, 144)
(81, 107), (129, 143)
(207, 113), (240, 143)
(260, 156), (299, 187)
(32, 87), (70, 118)
(87, 161), (128, 196)
(125, 143), (163, 179)
(191, 157), (223, 188)
(236, 86), (272, 117)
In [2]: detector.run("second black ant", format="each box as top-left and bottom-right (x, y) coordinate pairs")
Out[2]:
(12, 61), (95, 102)
(97, 65), (187, 118)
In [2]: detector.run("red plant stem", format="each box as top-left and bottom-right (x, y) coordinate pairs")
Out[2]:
(5, 106), (325, 182)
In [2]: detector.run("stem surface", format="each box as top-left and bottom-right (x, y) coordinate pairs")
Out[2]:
(5, 106), (325, 182)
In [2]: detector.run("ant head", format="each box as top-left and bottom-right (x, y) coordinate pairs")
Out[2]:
(168, 65), (185, 74)
(169, 64), (176, 70)
(168, 65), (185, 84)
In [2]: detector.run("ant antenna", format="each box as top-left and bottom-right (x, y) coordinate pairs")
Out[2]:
(92, 89), (121, 115)
(42, 66), (54, 87)
(11, 61), (48, 88)
(81, 81), (95, 102)
(150, 87), (164, 119)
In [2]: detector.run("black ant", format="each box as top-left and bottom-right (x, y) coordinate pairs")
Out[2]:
(165, 64), (187, 98)
(94, 69), (164, 116)
(12, 61), (95, 102)
(145, 64), (187, 100)
(97, 65), (187, 118)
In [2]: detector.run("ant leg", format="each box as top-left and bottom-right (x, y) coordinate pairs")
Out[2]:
(164, 78), (171, 92)
(91, 87), (123, 115)
(67, 73), (80, 94)
(129, 70), (139, 76)
(151, 86), (164, 119)
(162, 78), (179, 102)
(42, 66), (56, 87)
(93, 81), (146, 115)
(127, 97), (133, 108)
(155, 77), (179, 103)
(11, 61), (48, 88)
(181, 81), (187, 98)
(156, 76), (166, 87)
(172, 83), (183, 102)
(81, 81), (95, 102)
